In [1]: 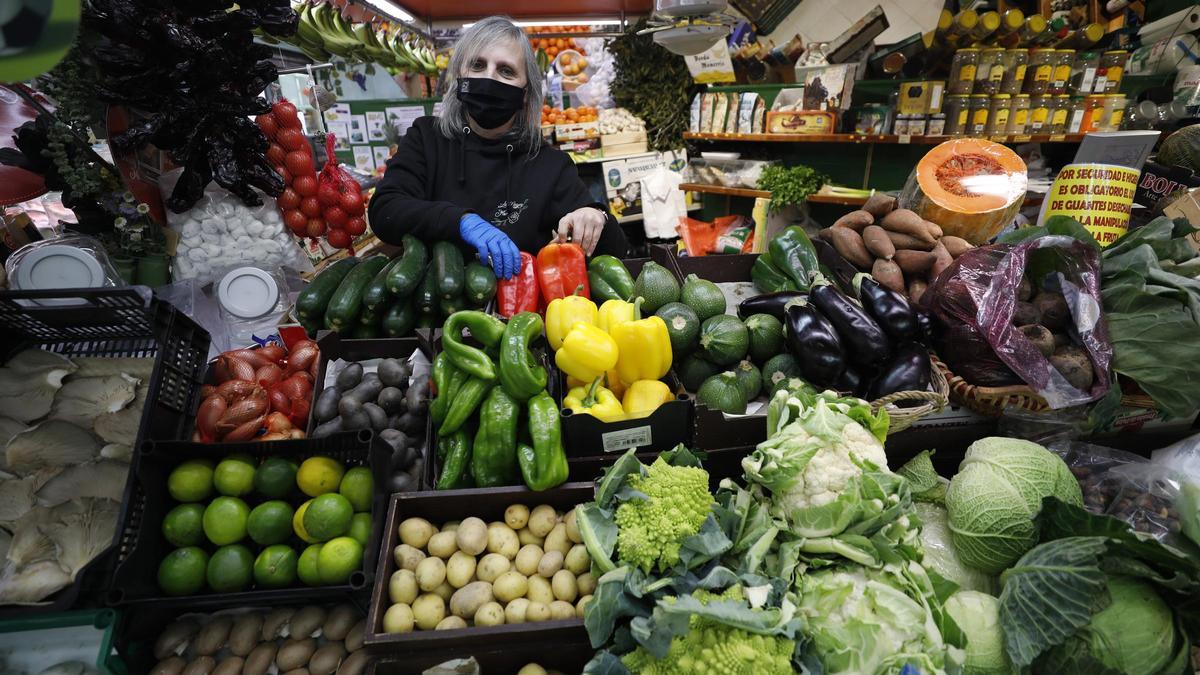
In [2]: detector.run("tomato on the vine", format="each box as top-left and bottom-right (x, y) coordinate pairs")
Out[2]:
(293, 175), (318, 196)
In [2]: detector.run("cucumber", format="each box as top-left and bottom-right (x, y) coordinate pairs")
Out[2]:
(385, 235), (428, 297)
(359, 302), (383, 326)
(324, 255), (389, 331)
(414, 272), (438, 315)
(296, 257), (358, 321)
(382, 301), (417, 337)
(440, 293), (467, 316)
(464, 262), (497, 307)
(416, 315), (439, 329)
(362, 256), (404, 312)
(431, 241), (465, 301)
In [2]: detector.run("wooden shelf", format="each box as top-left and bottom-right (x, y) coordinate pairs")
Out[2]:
(807, 192), (870, 206)
(683, 132), (1087, 144)
(679, 183), (771, 199)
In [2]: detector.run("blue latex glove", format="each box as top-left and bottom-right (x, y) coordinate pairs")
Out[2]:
(459, 213), (520, 279)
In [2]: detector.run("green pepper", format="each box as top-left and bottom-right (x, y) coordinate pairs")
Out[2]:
(752, 255), (798, 293)
(498, 311), (548, 402)
(436, 428), (474, 489)
(471, 387), (520, 487)
(439, 376), (492, 436)
(587, 255), (635, 302)
(518, 391), (569, 491)
(768, 226), (819, 291)
(442, 310), (506, 382)
(429, 352), (461, 425)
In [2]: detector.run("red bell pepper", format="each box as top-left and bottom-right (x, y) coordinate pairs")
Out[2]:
(536, 241), (590, 302)
(496, 252), (540, 318)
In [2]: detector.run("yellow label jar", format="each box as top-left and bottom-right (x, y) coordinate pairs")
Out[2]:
(969, 94), (990, 135)
(1026, 48), (1054, 94)
(1008, 94), (1031, 134)
(950, 48), (980, 95)
(1029, 95), (1051, 132)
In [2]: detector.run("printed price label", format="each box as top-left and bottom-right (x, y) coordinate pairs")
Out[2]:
(602, 426), (653, 452)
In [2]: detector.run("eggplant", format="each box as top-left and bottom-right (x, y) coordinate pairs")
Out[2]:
(913, 308), (934, 345)
(810, 282), (892, 368)
(737, 291), (807, 320)
(867, 343), (932, 401)
(783, 297), (845, 388)
(833, 367), (865, 398)
(854, 273), (917, 343)
(812, 238), (859, 293)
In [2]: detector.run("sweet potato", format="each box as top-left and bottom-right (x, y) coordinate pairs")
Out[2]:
(940, 235), (974, 258)
(929, 242), (953, 282)
(829, 226), (874, 269)
(908, 278), (928, 304)
(862, 225), (895, 260)
(862, 192), (897, 218)
(881, 209), (937, 244)
(893, 249), (936, 275)
(1032, 291), (1070, 331)
(832, 210), (874, 232)
(1050, 345), (1094, 391)
(886, 230), (936, 251)
(925, 220), (944, 239)
(872, 258), (905, 293)
(1018, 324), (1055, 357)
(816, 227), (833, 241)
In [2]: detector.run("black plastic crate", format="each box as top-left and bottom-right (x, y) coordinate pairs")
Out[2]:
(307, 331), (424, 435)
(368, 640), (595, 674)
(0, 287), (210, 616)
(107, 430), (388, 609)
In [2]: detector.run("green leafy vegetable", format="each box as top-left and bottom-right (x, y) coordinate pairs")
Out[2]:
(914, 502), (998, 595)
(757, 164), (829, 214)
(943, 590), (1017, 675)
(609, 20), (696, 152)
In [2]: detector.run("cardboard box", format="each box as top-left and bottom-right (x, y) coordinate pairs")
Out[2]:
(797, 63), (860, 111)
(898, 81), (946, 115)
(602, 150), (688, 219)
(826, 5), (889, 64)
(554, 120), (599, 141)
(766, 110), (838, 134)
(559, 137), (602, 160)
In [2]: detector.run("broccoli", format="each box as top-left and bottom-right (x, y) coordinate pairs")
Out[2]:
(614, 456), (714, 573)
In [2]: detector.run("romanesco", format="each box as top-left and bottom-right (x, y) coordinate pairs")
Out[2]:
(614, 457), (713, 573)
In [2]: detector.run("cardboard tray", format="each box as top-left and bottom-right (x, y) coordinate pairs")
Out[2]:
(365, 483), (593, 651)
(559, 370), (694, 458)
(368, 640), (595, 674)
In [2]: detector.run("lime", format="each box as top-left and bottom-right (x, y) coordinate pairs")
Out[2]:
(254, 457), (298, 498)
(316, 536), (363, 585)
(297, 543), (323, 586)
(203, 496), (249, 546)
(207, 544), (254, 592)
(303, 493), (353, 541)
(247, 500), (295, 546)
(297, 456), (344, 497)
(158, 547), (209, 596)
(338, 466), (374, 512)
(161, 503), (206, 547)
(213, 456), (256, 497)
(167, 459), (214, 503)
(347, 512), (372, 546)
(293, 499), (319, 544)
(253, 545), (298, 589)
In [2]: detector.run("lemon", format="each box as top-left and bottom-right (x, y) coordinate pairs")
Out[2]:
(297, 456), (344, 497)
(213, 456), (256, 496)
(303, 493), (353, 541)
(338, 466), (374, 512)
(293, 499), (319, 544)
(347, 512), (371, 546)
(253, 545), (298, 589)
(158, 547), (208, 596)
(316, 536), (363, 585)
(297, 543), (323, 586)
(202, 497), (249, 546)
(167, 460), (214, 503)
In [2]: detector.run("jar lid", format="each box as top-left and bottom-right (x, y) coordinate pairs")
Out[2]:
(1016, 94), (1031, 98)
(1104, 49), (1128, 55)
(1056, 94), (1071, 99)
(983, 47), (1004, 53)
(1006, 48), (1029, 54)
(992, 94), (1012, 99)
(14, 245), (105, 293)
(957, 47), (981, 52)
(217, 266), (280, 319)
(1057, 49), (1076, 54)
(970, 94), (989, 98)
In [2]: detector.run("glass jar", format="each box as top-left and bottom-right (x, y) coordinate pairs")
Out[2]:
(1067, 96), (1088, 133)
(1026, 48), (1055, 94)
(1123, 99), (1158, 130)
(1050, 49), (1075, 95)
(1000, 49), (1029, 94)
(968, 94), (991, 135)
(1029, 95), (1052, 132)
(1069, 51), (1100, 94)
(1080, 94), (1107, 133)
(944, 95), (970, 135)
(1097, 50), (1129, 93)
(976, 48), (1006, 95)
(1103, 95), (1128, 131)
(949, 48), (980, 95)
(1007, 94), (1031, 134)
(1050, 95), (1071, 133)
(985, 94), (1012, 135)
(928, 114), (947, 136)
(969, 11), (1001, 42)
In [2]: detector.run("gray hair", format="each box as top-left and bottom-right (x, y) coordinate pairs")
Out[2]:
(437, 16), (544, 155)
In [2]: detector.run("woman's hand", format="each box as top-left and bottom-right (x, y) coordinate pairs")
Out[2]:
(557, 207), (608, 256)
(460, 213), (520, 279)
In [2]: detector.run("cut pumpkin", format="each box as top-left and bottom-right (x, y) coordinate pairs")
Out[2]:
(901, 138), (1028, 245)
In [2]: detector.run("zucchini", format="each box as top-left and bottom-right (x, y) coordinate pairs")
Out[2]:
(296, 257), (358, 320)
(439, 293), (467, 316)
(350, 322), (380, 339)
(431, 241), (465, 301)
(359, 302), (383, 326)
(414, 271), (438, 315)
(382, 301), (417, 337)
(362, 256), (404, 311)
(464, 262), (497, 307)
(416, 314), (439, 329)
(384, 235), (428, 297)
(324, 255), (389, 331)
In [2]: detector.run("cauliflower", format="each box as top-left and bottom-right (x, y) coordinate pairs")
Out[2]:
(614, 457), (713, 573)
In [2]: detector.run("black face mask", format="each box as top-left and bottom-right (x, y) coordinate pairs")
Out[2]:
(458, 77), (526, 130)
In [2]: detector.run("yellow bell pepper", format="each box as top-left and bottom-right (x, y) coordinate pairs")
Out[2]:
(596, 299), (636, 335)
(555, 322), (619, 383)
(571, 370), (625, 398)
(564, 378), (626, 422)
(610, 299), (673, 386)
(545, 294), (597, 350)
(622, 380), (674, 418)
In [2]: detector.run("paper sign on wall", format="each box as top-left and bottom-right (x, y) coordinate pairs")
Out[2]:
(1039, 163), (1140, 247)
(385, 106), (425, 136)
(684, 41), (736, 84)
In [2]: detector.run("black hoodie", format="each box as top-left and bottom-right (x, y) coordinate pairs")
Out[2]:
(368, 116), (628, 258)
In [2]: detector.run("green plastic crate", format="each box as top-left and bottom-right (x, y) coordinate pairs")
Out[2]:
(0, 609), (119, 675)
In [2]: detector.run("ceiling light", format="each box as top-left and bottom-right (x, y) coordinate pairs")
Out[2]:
(359, 0), (415, 22)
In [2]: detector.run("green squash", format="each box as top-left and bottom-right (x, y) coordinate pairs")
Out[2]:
(695, 372), (747, 414)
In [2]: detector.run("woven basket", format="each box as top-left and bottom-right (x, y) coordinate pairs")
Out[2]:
(930, 352), (1051, 417)
(870, 357), (950, 434)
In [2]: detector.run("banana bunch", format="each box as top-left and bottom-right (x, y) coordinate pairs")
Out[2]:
(284, 1), (440, 75)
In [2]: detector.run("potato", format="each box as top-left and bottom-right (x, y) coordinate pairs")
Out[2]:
(504, 504), (530, 530)
(517, 528), (544, 546)
(487, 524), (520, 559)
(549, 600), (575, 620)
(576, 595), (592, 618)
(493, 570), (530, 603)
(527, 575), (554, 605)
(446, 551), (477, 588)
(543, 524), (571, 556)
(517, 664), (547, 675)
(527, 505), (558, 537)
(1018, 277), (1033, 302)
(525, 601), (551, 622)
(388, 569), (418, 605)
(551, 569), (578, 602)
(449, 581), (494, 619)
(1033, 291), (1070, 331)
(885, 230), (936, 251)
(908, 278), (928, 304)
(1013, 301), (1041, 327)
(456, 517), (488, 556)
(515, 545), (544, 576)
(564, 545), (590, 575)
(398, 517), (435, 549)
(426, 531), (458, 559)
(476, 553), (512, 583)
(474, 602), (505, 626)
(435, 616), (468, 631)
(412, 594), (446, 631)
(440, 520), (460, 532)
(537, 550), (564, 578)
(564, 509), (582, 544)
(831, 209), (874, 232)
(393, 544), (425, 572)
(415, 556), (447, 592)
(432, 582), (454, 603)
(505, 597), (531, 623)
(924, 220), (944, 239)
(1050, 345), (1094, 390)
(382, 604), (414, 634)
(576, 572), (596, 596)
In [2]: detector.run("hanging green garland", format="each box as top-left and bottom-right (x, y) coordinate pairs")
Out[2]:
(609, 20), (697, 152)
